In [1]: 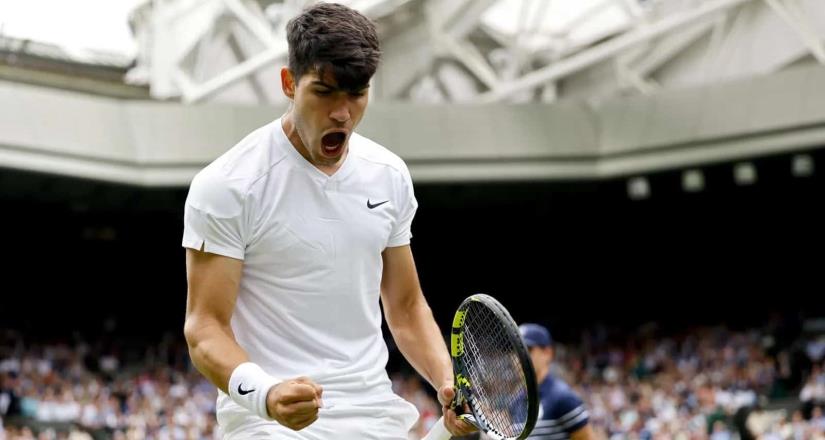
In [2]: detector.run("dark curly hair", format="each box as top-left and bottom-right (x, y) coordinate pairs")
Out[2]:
(286, 2), (381, 91)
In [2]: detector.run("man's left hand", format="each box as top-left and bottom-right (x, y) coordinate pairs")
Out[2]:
(437, 381), (478, 437)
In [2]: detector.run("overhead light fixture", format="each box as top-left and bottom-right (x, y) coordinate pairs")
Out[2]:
(627, 177), (650, 200)
(734, 163), (757, 186)
(682, 169), (705, 193)
(792, 154), (814, 177)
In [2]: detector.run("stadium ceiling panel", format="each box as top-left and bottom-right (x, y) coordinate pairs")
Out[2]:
(1, 0), (825, 186)
(2, 63), (824, 186)
(123, 0), (825, 104)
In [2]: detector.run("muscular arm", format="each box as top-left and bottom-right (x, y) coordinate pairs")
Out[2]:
(380, 245), (451, 389)
(183, 248), (248, 393)
(183, 248), (322, 430)
(380, 245), (475, 436)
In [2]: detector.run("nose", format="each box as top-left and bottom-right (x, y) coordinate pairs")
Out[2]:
(329, 99), (350, 123)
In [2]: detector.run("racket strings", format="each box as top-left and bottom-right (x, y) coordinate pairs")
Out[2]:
(462, 303), (530, 437)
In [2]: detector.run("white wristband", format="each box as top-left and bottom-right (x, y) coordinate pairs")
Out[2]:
(228, 362), (281, 420)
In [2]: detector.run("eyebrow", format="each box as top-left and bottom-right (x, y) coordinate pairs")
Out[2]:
(310, 81), (335, 89)
(310, 81), (370, 92)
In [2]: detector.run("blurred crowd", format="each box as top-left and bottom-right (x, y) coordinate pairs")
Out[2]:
(0, 332), (219, 440)
(553, 326), (825, 439)
(1, 325), (823, 440)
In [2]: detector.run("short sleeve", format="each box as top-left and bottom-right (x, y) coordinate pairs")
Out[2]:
(182, 169), (247, 260)
(386, 162), (419, 248)
(556, 393), (589, 434)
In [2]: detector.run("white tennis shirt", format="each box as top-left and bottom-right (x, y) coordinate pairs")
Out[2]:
(182, 118), (418, 411)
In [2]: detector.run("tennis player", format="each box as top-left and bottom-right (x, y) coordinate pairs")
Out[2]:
(182, 3), (475, 438)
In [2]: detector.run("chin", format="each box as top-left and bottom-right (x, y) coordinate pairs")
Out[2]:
(314, 154), (341, 166)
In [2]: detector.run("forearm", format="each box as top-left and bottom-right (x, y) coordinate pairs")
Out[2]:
(387, 294), (453, 389)
(184, 317), (249, 393)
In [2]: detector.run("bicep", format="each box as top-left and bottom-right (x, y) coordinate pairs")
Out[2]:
(185, 248), (244, 328)
(380, 245), (423, 314)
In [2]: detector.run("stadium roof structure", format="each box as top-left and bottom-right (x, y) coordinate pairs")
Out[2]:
(2, 63), (824, 186)
(123, 0), (825, 105)
(3, 0), (823, 104)
(0, 0), (824, 186)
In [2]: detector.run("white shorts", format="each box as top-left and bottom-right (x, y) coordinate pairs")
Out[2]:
(218, 395), (420, 439)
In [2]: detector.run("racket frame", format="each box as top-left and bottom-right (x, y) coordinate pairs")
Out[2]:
(449, 293), (539, 440)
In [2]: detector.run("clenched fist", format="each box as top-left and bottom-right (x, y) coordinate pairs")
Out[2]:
(266, 376), (324, 430)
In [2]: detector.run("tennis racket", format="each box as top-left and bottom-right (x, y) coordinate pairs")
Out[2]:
(423, 293), (538, 440)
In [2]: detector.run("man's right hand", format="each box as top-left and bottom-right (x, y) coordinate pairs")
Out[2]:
(266, 377), (324, 431)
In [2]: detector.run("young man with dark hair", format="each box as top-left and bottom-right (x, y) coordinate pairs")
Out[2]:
(182, 3), (475, 438)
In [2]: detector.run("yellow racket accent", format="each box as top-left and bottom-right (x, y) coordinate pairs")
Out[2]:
(452, 310), (467, 328)
(456, 373), (471, 389)
(451, 331), (464, 356)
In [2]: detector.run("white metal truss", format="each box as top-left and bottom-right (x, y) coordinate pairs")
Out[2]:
(477, 0), (753, 102)
(763, 0), (825, 64)
(128, 0), (825, 105)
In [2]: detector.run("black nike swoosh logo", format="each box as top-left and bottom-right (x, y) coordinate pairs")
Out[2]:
(238, 384), (255, 395)
(367, 199), (389, 209)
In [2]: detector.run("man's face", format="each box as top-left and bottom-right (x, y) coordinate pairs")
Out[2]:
(284, 68), (370, 168)
(529, 345), (554, 371)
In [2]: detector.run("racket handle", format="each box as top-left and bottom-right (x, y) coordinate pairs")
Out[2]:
(422, 416), (452, 440)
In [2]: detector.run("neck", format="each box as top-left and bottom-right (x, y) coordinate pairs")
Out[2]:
(536, 365), (550, 384)
(281, 111), (309, 160)
(281, 112), (345, 176)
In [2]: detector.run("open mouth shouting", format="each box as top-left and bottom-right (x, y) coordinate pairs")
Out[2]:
(320, 130), (348, 158)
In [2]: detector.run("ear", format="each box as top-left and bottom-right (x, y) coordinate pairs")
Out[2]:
(281, 67), (295, 100)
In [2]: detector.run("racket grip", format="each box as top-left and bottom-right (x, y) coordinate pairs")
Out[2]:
(422, 416), (452, 440)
